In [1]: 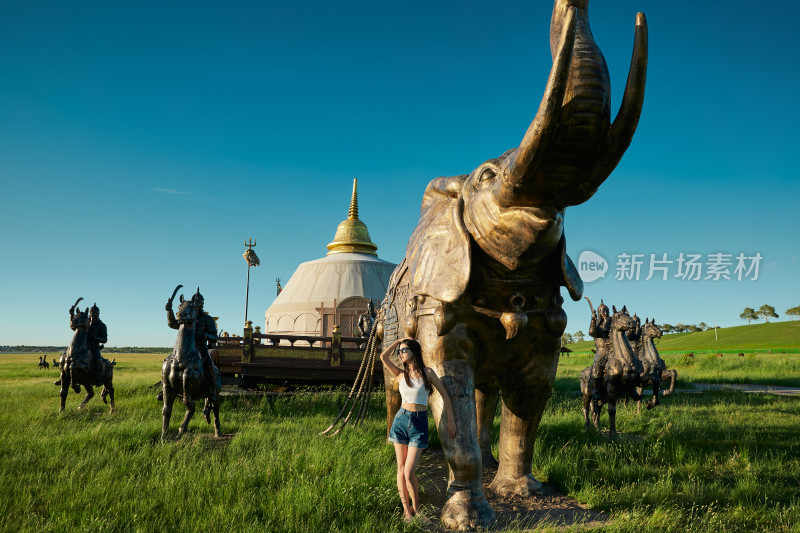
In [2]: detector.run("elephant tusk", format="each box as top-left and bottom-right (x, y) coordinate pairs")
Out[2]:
(582, 11), (648, 200)
(503, 6), (577, 190)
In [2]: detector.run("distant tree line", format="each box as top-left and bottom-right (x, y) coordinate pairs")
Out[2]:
(658, 322), (713, 334)
(740, 305), (780, 324)
(0, 345), (171, 353)
(0, 345), (67, 353)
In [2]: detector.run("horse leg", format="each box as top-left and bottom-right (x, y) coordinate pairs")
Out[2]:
(608, 399), (617, 436)
(646, 381), (660, 409)
(79, 385), (95, 410)
(177, 395), (195, 440)
(663, 370), (677, 396)
(161, 386), (177, 442)
(582, 393), (591, 430)
(212, 399), (221, 438)
(591, 398), (602, 430)
(635, 386), (643, 415)
(203, 397), (213, 424)
(59, 371), (70, 413)
(102, 379), (115, 413)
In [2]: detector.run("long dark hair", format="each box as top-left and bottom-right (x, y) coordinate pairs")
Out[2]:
(400, 339), (432, 393)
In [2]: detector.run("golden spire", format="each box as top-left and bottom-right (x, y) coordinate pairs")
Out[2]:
(326, 178), (378, 256)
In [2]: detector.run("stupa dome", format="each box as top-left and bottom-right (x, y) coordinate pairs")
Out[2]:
(265, 179), (396, 336)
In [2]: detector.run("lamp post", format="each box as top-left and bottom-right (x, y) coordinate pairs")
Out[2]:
(242, 237), (260, 325)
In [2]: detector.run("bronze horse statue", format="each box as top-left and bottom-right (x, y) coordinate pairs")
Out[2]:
(632, 318), (676, 412)
(580, 305), (652, 434)
(58, 307), (115, 413)
(161, 286), (221, 441)
(625, 314), (661, 414)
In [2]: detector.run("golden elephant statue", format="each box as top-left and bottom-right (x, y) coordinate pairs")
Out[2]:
(376, 0), (648, 528)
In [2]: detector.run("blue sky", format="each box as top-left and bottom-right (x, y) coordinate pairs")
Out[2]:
(1, 1), (798, 347)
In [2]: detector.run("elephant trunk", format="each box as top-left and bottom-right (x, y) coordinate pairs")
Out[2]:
(501, 0), (647, 209)
(500, 6), (577, 200)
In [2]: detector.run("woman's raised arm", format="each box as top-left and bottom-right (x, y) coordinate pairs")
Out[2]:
(379, 338), (404, 378)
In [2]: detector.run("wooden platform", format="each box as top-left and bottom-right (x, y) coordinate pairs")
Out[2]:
(212, 329), (381, 386)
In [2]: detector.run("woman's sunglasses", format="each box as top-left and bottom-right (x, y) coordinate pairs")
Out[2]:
(396, 347), (411, 355)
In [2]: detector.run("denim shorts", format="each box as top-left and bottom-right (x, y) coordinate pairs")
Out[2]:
(387, 407), (428, 448)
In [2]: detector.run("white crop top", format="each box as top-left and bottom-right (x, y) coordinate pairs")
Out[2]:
(399, 375), (429, 406)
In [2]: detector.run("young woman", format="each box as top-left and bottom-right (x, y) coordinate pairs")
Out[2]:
(379, 337), (458, 522)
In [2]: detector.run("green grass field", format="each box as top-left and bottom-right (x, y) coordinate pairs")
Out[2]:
(1, 352), (799, 532)
(567, 320), (800, 353)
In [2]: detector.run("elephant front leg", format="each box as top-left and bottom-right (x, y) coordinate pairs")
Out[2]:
(427, 359), (495, 531)
(475, 384), (499, 467)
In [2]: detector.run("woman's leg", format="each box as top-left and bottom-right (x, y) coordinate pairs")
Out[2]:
(393, 443), (413, 519)
(404, 445), (424, 515)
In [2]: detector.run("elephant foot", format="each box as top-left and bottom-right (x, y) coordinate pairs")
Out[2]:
(490, 473), (543, 498)
(441, 488), (495, 531)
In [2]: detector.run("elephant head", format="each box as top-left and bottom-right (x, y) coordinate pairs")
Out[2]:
(404, 1), (647, 306)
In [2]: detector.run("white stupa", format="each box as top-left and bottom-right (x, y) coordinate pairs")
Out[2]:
(264, 179), (396, 337)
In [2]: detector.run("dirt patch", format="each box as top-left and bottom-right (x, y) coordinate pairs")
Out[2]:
(415, 450), (606, 531)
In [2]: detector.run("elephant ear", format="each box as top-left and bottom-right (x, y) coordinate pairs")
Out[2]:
(542, 234), (583, 301)
(406, 175), (471, 303)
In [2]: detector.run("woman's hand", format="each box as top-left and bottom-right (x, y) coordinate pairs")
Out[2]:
(379, 339), (404, 378)
(447, 420), (457, 439)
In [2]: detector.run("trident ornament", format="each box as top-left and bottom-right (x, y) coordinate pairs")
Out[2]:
(243, 237), (260, 267)
(242, 237), (260, 325)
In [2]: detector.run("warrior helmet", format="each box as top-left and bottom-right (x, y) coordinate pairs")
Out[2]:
(191, 288), (205, 307)
(597, 299), (609, 316)
(90, 303), (100, 316)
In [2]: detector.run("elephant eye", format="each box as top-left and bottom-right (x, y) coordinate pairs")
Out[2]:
(475, 167), (496, 189)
